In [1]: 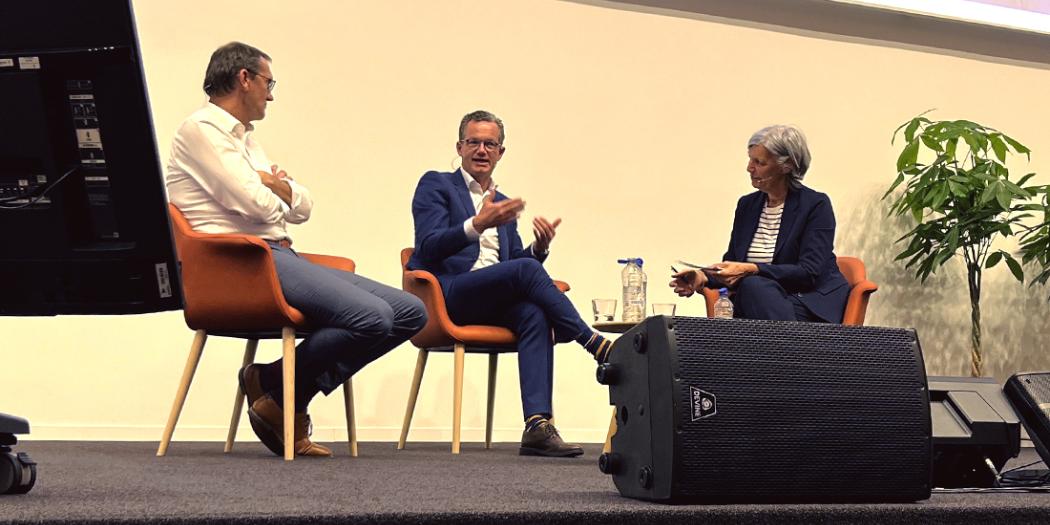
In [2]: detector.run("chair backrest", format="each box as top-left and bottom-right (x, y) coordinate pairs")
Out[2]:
(399, 247), (517, 348)
(400, 247), (413, 272)
(168, 203), (304, 331)
(836, 256), (878, 326)
(702, 256), (878, 326)
(836, 256), (866, 287)
(400, 247), (457, 348)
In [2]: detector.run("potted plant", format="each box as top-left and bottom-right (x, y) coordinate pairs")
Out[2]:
(884, 114), (1036, 377)
(1019, 187), (1050, 295)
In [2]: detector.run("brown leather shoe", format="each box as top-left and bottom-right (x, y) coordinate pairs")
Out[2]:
(247, 395), (333, 458)
(293, 413), (332, 457)
(519, 421), (584, 457)
(238, 364), (266, 407)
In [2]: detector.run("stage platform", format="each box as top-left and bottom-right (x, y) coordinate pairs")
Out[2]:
(1, 441), (1047, 524)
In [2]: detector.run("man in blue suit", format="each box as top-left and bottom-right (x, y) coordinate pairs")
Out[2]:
(408, 110), (612, 457)
(671, 125), (848, 322)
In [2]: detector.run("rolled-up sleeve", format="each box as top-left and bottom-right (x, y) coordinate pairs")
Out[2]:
(284, 179), (312, 224)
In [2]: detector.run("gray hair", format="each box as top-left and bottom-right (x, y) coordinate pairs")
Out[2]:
(203, 42), (271, 97)
(748, 125), (811, 188)
(459, 110), (505, 144)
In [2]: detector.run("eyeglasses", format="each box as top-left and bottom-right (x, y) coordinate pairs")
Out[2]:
(247, 69), (276, 92)
(459, 139), (502, 152)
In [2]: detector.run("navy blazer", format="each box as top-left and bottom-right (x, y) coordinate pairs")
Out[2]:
(408, 169), (544, 277)
(720, 185), (848, 323)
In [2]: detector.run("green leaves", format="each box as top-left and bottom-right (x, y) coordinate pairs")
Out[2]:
(886, 114), (1035, 284)
(1003, 135), (1031, 160)
(1019, 185), (1050, 299)
(995, 183), (1012, 211)
(985, 250), (1024, 282)
(897, 139), (920, 172)
(985, 250), (1003, 268)
(989, 134), (1008, 163)
(1005, 253), (1024, 282)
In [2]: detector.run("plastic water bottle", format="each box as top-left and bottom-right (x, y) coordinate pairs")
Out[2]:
(618, 258), (647, 322)
(714, 287), (734, 319)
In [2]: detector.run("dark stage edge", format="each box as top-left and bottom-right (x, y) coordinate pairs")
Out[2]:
(1, 442), (1048, 524)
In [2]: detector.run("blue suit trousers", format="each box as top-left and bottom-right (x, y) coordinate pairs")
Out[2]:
(439, 258), (591, 418)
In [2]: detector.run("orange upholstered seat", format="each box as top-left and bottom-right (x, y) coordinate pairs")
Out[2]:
(396, 247), (569, 453)
(157, 204), (357, 460)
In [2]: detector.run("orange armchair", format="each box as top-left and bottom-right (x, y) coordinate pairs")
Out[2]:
(397, 247), (569, 453)
(700, 256), (878, 325)
(157, 204), (357, 460)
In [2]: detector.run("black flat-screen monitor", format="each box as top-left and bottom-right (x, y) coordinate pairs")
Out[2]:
(0, 0), (181, 315)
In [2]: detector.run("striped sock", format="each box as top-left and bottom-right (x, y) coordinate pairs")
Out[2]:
(525, 414), (550, 432)
(579, 332), (613, 363)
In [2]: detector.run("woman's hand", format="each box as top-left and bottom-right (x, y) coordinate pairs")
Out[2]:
(669, 269), (708, 297)
(709, 261), (759, 288)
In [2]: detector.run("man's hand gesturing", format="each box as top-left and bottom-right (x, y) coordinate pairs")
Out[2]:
(533, 217), (561, 254)
(472, 191), (525, 232)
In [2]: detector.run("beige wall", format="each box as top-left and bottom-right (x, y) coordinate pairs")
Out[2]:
(5, 0), (1050, 443)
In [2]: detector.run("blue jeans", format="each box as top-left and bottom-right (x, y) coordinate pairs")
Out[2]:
(270, 244), (427, 398)
(439, 257), (592, 417)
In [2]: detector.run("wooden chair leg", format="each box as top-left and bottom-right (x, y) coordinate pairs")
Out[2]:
(157, 330), (208, 457)
(485, 353), (498, 449)
(603, 407), (617, 454)
(397, 349), (429, 450)
(281, 327), (296, 461)
(452, 343), (465, 454)
(224, 339), (259, 453)
(343, 379), (357, 457)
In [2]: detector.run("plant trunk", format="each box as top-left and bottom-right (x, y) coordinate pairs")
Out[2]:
(966, 262), (982, 377)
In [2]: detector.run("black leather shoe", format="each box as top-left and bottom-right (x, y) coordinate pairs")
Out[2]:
(519, 421), (584, 457)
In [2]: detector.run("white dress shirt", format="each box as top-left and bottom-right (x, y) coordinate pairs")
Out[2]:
(165, 103), (312, 242)
(460, 169), (502, 271)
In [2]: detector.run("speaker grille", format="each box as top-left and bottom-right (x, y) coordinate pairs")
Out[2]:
(1017, 374), (1050, 420)
(670, 317), (930, 502)
(1006, 372), (1050, 466)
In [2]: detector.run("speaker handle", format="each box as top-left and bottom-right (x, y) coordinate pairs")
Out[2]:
(596, 363), (618, 385)
(633, 332), (647, 354)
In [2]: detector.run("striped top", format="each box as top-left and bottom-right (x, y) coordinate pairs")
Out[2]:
(745, 203), (784, 263)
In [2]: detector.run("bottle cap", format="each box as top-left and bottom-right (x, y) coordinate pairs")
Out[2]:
(719, 287), (728, 295)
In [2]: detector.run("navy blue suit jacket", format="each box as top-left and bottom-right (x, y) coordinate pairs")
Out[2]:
(408, 169), (544, 278)
(720, 185), (848, 323)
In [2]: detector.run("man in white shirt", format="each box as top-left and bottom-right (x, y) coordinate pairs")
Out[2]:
(407, 110), (613, 457)
(166, 42), (426, 457)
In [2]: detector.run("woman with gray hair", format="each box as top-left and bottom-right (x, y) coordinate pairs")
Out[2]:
(669, 125), (849, 322)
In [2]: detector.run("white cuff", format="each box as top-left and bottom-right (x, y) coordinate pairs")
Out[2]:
(463, 218), (481, 240)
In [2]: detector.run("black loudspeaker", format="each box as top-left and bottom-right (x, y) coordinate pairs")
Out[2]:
(598, 316), (932, 503)
(928, 376), (1020, 488)
(1004, 372), (1050, 467)
(0, 413), (35, 495)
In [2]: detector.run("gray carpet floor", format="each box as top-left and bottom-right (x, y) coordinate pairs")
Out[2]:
(0, 441), (1048, 524)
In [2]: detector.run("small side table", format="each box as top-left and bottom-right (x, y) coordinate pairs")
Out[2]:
(592, 321), (637, 334)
